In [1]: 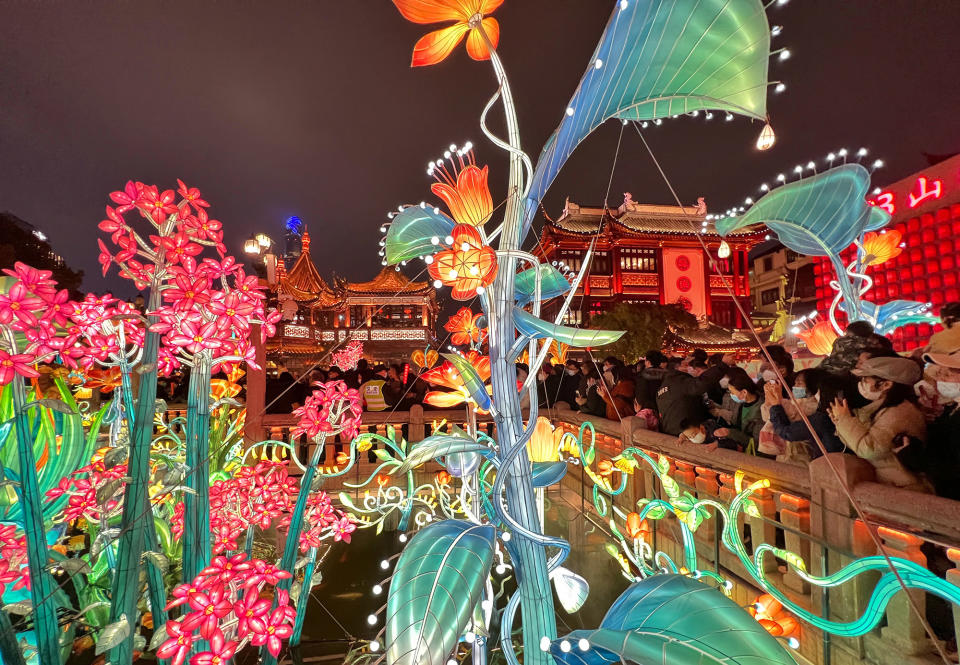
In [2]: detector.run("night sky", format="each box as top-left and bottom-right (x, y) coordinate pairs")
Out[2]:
(2, 1), (958, 298)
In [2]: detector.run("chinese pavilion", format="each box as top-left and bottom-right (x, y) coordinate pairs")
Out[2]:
(265, 230), (438, 368)
(534, 195), (766, 330)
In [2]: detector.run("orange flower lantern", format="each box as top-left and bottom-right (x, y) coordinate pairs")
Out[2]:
(432, 163), (493, 228)
(376, 474), (391, 488)
(428, 224), (498, 300)
(436, 470), (452, 486)
(445, 307), (486, 346)
(597, 459), (615, 477)
(861, 229), (903, 266)
(422, 350), (491, 408)
(392, 0), (503, 67)
(749, 593), (800, 639)
(797, 320), (838, 356)
(625, 512), (650, 541)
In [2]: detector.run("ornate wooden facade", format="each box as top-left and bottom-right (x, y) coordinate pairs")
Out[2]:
(266, 230), (438, 367)
(534, 196), (766, 330)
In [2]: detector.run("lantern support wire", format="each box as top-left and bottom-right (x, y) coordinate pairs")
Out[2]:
(630, 120), (953, 665)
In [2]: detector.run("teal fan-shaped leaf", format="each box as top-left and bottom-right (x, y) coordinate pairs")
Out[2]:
(522, 0), (772, 238)
(397, 433), (490, 474)
(513, 307), (624, 348)
(716, 163), (889, 319)
(548, 575), (795, 665)
(515, 263), (571, 307)
(442, 352), (491, 411)
(386, 520), (496, 665)
(384, 206), (456, 265)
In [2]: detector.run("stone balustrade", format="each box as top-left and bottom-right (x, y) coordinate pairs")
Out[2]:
(244, 404), (960, 665)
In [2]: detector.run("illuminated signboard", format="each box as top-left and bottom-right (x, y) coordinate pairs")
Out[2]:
(867, 155), (960, 220)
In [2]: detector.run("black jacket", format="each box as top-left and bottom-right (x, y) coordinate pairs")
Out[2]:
(655, 366), (725, 435)
(634, 366), (667, 411)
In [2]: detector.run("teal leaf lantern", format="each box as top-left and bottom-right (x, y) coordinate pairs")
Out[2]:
(515, 263), (571, 307)
(386, 520), (496, 665)
(522, 0), (773, 238)
(548, 575), (795, 665)
(716, 164), (890, 319)
(384, 206), (456, 265)
(397, 433), (490, 473)
(514, 307), (624, 348)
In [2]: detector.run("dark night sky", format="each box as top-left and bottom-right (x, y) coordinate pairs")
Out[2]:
(2, 1), (959, 297)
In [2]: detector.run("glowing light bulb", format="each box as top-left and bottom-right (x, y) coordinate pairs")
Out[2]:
(380, 559), (390, 570)
(424, 255), (434, 264)
(873, 159), (884, 168)
(594, 58), (603, 69)
(827, 152), (836, 161)
(370, 641), (380, 653)
(620, 0), (628, 9)
(718, 241), (731, 259)
(771, 25), (782, 36)
(475, 286), (485, 295)
(838, 148), (848, 157)
(465, 632), (476, 643)
(540, 637), (551, 652)
(755, 123), (775, 151)
(399, 533), (408, 543)
(745, 197), (753, 205)
(448, 269), (458, 279)
(443, 150), (451, 159)
(578, 639), (590, 651)
(469, 266), (480, 276)
(433, 280), (443, 289)
(725, 113), (734, 121)
(794, 165), (803, 173)
(367, 614), (377, 625)
(444, 235), (454, 245)
(806, 161), (815, 169)
(705, 112), (713, 119)
(560, 640), (572, 653)
(788, 637), (799, 649)
(775, 82), (786, 93)
(502, 532), (511, 541)
(431, 236), (440, 245)
(760, 183), (769, 191)
(857, 147), (868, 157)
(372, 584), (382, 595)
(873, 187), (881, 195)
(778, 49), (790, 61)
(449, 143), (456, 152)
(565, 107), (575, 117)
(380, 225), (387, 233)
(641, 121), (648, 128)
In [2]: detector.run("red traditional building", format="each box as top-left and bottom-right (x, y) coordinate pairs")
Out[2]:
(266, 230), (439, 368)
(534, 195), (766, 329)
(813, 154), (960, 350)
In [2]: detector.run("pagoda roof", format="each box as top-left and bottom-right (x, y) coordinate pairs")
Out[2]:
(665, 321), (759, 351)
(546, 198), (763, 238)
(277, 230), (344, 308)
(337, 267), (433, 296)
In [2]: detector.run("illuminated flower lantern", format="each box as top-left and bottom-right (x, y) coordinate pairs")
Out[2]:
(750, 593), (800, 640)
(527, 417), (562, 463)
(393, 0), (502, 67)
(428, 224), (498, 300)
(625, 512), (650, 541)
(860, 229), (903, 266)
(797, 320), (838, 356)
(445, 307), (486, 346)
(421, 350), (491, 408)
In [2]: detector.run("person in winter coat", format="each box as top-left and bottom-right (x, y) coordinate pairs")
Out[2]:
(714, 367), (764, 453)
(818, 320), (893, 375)
(656, 361), (726, 435)
(600, 365), (636, 420)
(575, 367), (607, 418)
(634, 350), (668, 411)
(763, 369), (845, 462)
(921, 348), (960, 498)
(827, 356), (928, 491)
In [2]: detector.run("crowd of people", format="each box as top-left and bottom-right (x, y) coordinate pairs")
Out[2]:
(260, 307), (960, 499)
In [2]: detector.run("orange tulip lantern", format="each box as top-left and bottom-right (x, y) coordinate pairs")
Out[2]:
(422, 350), (491, 408)
(392, 0), (503, 67)
(376, 474), (391, 488)
(749, 593), (800, 640)
(435, 470), (452, 486)
(796, 320), (838, 357)
(625, 512), (650, 541)
(445, 307), (486, 346)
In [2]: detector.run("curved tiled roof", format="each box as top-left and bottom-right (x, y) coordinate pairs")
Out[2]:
(337, 267), (433, 296)
(545, 200), (763, 238)
(277, 230), (344, 308)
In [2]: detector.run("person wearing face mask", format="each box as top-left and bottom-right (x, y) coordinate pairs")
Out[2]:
(575, 366), (607, 417)
(713, 367), (764, 453)
(763, 369), (845, 462)
(634, 350), (668, 411)
(827, 356), (928, 490)
(657, 356), (726, 436)
(601, 356), (621, 389)
(919, 349), (960, 498)
(553, 360), (581, 407)
(757, 368), (816, 460)
(677, 416), (718, 451)
(599, 365), (636, 420)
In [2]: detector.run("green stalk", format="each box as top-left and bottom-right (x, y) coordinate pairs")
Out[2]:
(259, 433), (326, 665)
(7, 364), (61, 664)
(477, 27), (557, 664)
(290, 545), (318, 647)
(182, 353), (213, 581)
(107, 295), (164, 665)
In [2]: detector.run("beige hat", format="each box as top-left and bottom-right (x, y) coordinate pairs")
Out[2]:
(923, 350), (960, 369)
(852, 356), (922, 385)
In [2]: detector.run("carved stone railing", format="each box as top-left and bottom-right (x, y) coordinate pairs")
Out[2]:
(244, 404), (960, 665)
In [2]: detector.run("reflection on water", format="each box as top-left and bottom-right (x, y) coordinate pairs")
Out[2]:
(259, 485), (626, 663)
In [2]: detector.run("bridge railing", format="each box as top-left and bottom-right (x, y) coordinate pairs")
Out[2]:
(245, 404), (960, 665)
